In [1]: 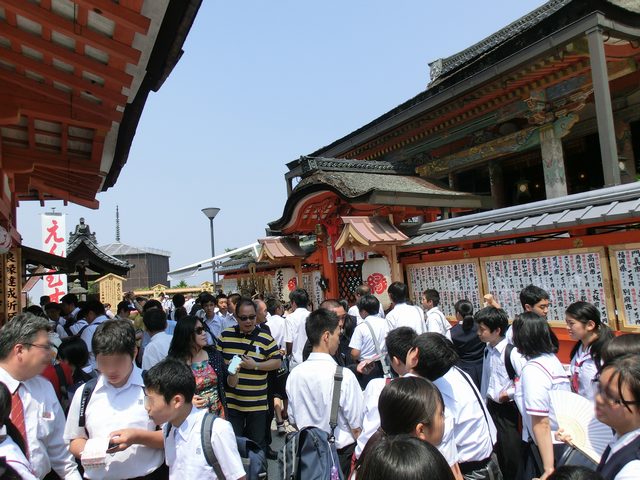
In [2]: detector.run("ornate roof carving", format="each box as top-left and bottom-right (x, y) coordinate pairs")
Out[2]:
(298, 156), (415, 177)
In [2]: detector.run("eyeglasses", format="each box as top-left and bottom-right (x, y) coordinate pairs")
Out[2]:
(596, 380), (640, 409)
(194, 327), (205, 335)
(237, 315), (257, 322)
(23, 342), (55, 350)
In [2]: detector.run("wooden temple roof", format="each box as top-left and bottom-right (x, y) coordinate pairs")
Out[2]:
(334, 216), (408, 250)
(0, 0), (201, 210)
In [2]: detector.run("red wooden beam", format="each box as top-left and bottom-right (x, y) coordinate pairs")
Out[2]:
(0, 0), (141, 64)
(2, 146), (99, 175)
(28, 178), (100, 209)
(74, 0), (151, 35)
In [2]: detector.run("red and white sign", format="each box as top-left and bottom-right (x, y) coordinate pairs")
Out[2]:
(362, 257), (392, 310)
(41, 213), (67, 302)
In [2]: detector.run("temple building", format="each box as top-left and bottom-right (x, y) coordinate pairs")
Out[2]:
(101, 241), (170, 291)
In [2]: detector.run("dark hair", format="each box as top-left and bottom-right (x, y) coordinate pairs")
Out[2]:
(387, 282), (408, 304)
(58, 336), (90, 370)
(357, 294), (380, 317)
(566, 301), (613, 370)
(44, 302), (62, 312)
(40, 295), (50, 304)
(454, 299), (474, 331)
(512, 312), (557, 358)
(474, 306), (509, 336)
(423, 289), (440, 307)
(25, 305), (46, 317)
(519, 284), (549, 310)
(0, 382), (27, 455)
(289, 288), (309, 309)
(60, 293), (78, 306)
(412, 333), (459, 380)
(386, 327), (418, 364)
(356, 285), (371, 297)
(168, 315), (200, 361)
(172, 294), (185, 308)
(266, 297), (283, 315)
(228, 293), (241, 306)
(600, 354), (640, 412)
(216, 293), (228, 304)
(143, 299), (163, 312)
(143, 357), (196, 403)
(236, 297), (256, 315)
(116, 301), (130, 315)
(601, 334), (640, 365)
(84, 299), (106, 316)
(143, 308), (168, 333)
(547, 466), (604, 480)
(200, 293), (216, 306)
(356, 435), (454, 480)
(92, 319), (136, 358)
(306, 308), (339, 346)
(338, 299), (349, 312)
(174, 307), (188, 322)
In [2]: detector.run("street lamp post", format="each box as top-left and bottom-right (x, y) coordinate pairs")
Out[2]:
(202, 208), (220, 288)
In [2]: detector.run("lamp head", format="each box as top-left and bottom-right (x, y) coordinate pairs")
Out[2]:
(201, 208), (220, 220)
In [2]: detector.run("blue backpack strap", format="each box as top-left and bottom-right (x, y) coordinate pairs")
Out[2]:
(78, 377), (98, 430)
(504, 343), (517, 381)
(200, 412), (225, 478)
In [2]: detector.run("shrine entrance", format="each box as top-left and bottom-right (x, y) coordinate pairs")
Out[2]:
(337, 261), (363, 305)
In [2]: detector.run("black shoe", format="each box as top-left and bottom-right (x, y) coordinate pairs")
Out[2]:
(267, 447), (278, 460)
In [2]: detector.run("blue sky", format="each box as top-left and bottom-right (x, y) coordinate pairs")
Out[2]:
(18, 0), (546, 289)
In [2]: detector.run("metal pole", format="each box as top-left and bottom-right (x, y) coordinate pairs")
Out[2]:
(209, 218), (216, 287)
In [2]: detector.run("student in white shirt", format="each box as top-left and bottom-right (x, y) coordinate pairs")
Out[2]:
(593, 354), (640, 480)
(349, 294), (391, 388)
(284, 288), (311, 368)
(512, 312), (570, 480)
(144, 358), (246, 480)
(476, 306), (526, 480)
(286, 307), (363, 478)
(385, 282), (426, 333)
(80, 300), (110, 370)
(408, 333), (499, 480)
(0, 381), (38, 479)
(64, 319), (166, 479)
(0, 313), (81, 479)
(422, 289), (452, 340)
(565, 301), (614, 402)
(505, 284), (552, 344)
(348, 285), (385, 324)
(141, 309), (173, 371)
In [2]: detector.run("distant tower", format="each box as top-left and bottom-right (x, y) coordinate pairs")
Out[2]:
(116, 205), (121, 242)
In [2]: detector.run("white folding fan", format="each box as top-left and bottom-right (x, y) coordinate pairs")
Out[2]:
(549, 390), (613, 463)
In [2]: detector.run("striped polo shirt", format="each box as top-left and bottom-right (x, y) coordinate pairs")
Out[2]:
(218, 326), (282, 412)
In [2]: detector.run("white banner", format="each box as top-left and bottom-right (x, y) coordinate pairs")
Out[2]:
(41, 213), (67, 303)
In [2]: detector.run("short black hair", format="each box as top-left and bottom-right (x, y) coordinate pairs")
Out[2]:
(200, 293), (216, 305)
(601, 334), (640, 365)
(228, 293), (241, 306)
(289, 288), (309, 309)
(387, 282), (408, 304)
(92, 319), (136, 358)
(422, 289), (440, 306)
(519, 285), (549, 310)
(512, 312), (557, 358)
(44, 302), (61, 312)
(306, 308), (339, 346)
(236, 297), (256, 314)
(266, 297), (282, 315)
(172, 294), (185, 308)
(116, 301), (130, 315)
(216, 293), (228, 304)
(412, 333), (459, 381)
(84, 299), (105, 316)
(60, 293), (78, 306)
(547, 466), (604, 480)
(58, 336), (89, 370)
(143, 357), (196, 404)
(143, 299), (163, 312)
(386, 327), (418, 364)
(474, 306), (509, 336)
(143, 309), (167, 333)
(601, 353), (640, 412)
(357, 294), (380, 317)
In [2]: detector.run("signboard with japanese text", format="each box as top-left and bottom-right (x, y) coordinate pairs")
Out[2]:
(480, 248), (615, 326)
(609, 243), (640, 332)
(406, 259), (484, 319)
(96, 274), (125, 314)
(41, 213), (67, 302)
(3, 248), (21, 323)
(0, 254), (5, 322)
(302, 271), (324, 310)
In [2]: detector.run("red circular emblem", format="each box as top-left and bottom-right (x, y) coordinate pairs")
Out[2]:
(287, 277), (297, 291)
(367, 273), (387, 295)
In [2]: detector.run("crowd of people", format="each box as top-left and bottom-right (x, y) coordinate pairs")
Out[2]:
(0, 281), (637, 480)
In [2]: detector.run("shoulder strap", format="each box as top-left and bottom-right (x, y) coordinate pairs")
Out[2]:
(54, 363), (68, 396)
(454, 366), (492, 433)
(328, 366), (344, 444)
(78, 377), (99, 428)
(200, 412), (226, 479)
(76, 323), (90, 337)
(504, 344), (517, 381)
(363, 321), (391, 378)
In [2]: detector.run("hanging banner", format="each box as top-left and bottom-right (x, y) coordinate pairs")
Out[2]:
(41, 213), (67, 302)
(362, 257), (392, 310)
(274, 268), (297, 302)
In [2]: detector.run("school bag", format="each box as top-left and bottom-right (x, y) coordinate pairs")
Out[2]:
(164, 412), (267, 480)
(279, 366), (345, 480)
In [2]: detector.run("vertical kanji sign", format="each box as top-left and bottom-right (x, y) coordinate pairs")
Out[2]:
(3, 247), (21, 322)
(41, 213), (67, 302)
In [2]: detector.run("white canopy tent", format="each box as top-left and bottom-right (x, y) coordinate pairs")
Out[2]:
(167, 242), (260, 282)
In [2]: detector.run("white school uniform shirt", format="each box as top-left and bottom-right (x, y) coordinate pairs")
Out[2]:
(385, 303), (426, 334)
(348, 304), (385, 325)
(425, 307), (452, 340)
(0, 367), (81, 480)
(348, 315), (390, 360)
(481, 338), (525, 402)
(164, 407), (245, 480)
(63, 366), (164, 479)
(141, 331), (173, 371)
(286, 352), (363, 449)
(570, 343), (598, 401)
(0, 433), (39, 480)
(514, 353), (571, 444)
(600, 428), (640, 480)
(81, 315), (109, 369)
(285, 308), (310, 368)
(434, 367), (496, 464)
(266, 314), (287, 350)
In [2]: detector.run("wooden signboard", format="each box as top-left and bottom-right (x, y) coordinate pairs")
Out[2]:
(3, 248), (22, 323)
(95, 274), (126, 313)
(608, 243), (640, 332)
(480, 247), (614, 325)
(406, 259), (484, 318)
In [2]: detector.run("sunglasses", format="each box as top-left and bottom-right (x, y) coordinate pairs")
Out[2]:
(237, 315), (257, 321)
(194, 327), (205, 335)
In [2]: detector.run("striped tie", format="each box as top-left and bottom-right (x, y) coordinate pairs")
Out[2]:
(10, 384), (29, 458)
